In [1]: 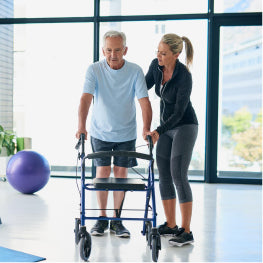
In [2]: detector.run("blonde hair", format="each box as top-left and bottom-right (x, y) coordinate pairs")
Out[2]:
(161, 33), (194, 70)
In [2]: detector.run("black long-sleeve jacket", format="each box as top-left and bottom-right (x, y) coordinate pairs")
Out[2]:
(145, 58), (198, 135)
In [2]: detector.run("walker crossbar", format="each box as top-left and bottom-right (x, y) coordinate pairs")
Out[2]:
(85, 150), (153, 161)
(83, 216), (155, 222)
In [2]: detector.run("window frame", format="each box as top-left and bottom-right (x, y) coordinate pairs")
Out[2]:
(0, 0), (262, 184)
(205, 7), (262, 184)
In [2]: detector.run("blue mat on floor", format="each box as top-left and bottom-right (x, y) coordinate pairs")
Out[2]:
(0, 246), (46, 262)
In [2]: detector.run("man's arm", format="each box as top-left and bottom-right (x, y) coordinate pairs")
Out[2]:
(138, 97), (152, 140)
(76, 93), (93, 139)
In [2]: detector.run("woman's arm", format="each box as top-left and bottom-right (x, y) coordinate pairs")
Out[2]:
(145, 59), (156, 90)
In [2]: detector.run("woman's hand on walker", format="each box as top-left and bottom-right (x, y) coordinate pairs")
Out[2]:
(146, 130), (159, 145)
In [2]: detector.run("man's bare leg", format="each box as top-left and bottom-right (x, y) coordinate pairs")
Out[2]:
(96, 166), (111, 217)
(113, 165), (128, 217)
(110, 165), (130, 237)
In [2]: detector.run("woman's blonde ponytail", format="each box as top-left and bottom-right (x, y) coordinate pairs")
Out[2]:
(182, 36), (194, 70)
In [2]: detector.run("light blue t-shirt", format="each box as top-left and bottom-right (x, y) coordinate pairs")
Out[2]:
(83, 59), (148, 142)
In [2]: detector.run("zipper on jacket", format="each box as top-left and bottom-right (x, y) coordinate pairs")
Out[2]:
(158, 67), (164, 96)
(158, 66), (170, 124)
(158, 66), (170, 97)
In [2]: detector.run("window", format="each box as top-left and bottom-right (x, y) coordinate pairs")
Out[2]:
(214, 0), (262, 13)
(217, 26), (262, 178)
(13, 23), (93, 166)
(12, 0), (93, 18)
(100, 0), (208, 15)
(0, 0), (261, 182)
(0, 24), (13, 130)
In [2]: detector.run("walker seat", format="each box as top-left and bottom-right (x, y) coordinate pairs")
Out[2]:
(93, 177), (146, 191)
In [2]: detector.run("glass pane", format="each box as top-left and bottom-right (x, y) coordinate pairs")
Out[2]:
(214, 0), (262, 13)
(0, 24), (13, 130)
(13, 23), (93, 170)
(218, 26), (262, 178)
(11, 0), (93, 18)
(100, 20), (207, 180)
(100, 0), (208, 16)
(0, 1), (13, 18)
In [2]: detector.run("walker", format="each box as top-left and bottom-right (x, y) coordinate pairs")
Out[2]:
(74, 134), (161, 262)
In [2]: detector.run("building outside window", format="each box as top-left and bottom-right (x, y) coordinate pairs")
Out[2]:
(0, 0), (13, 130)
(218, 25), (262, 178)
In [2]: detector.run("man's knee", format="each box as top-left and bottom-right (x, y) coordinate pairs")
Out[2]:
(96, 166), (111, 178)
(113, 166), (128, 178)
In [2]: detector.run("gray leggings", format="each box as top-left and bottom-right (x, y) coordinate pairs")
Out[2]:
(156, 124), (198, 203)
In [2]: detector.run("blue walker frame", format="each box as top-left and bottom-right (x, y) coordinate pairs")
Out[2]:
(74, 134), (161, 262)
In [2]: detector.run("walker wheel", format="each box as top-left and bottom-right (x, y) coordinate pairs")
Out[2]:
(151, 236), (159, 262)
(74, 218), (81, 245)
(79, 232), (92, 261)
(145, 221), (152, 245)
(150, 232), (161, 262)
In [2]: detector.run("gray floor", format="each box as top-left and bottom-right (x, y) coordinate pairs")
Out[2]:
(0, 177), (262, 262)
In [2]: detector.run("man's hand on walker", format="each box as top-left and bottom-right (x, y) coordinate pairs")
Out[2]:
(76, 130), (88, 140)
(142, 128), (151, 141)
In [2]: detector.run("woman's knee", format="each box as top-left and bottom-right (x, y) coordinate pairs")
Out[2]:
(159, 182), (176, 200)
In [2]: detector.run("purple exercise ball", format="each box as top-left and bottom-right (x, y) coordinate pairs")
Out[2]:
(6, 150), (50, 194)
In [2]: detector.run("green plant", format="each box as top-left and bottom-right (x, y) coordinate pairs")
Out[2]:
(0, 125), (16, 156)
(222, 108), (262, 168)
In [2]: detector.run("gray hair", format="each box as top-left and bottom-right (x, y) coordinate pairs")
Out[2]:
(103, 30), (126, 47)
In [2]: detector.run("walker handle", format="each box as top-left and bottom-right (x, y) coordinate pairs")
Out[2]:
(147, 135), (153, 156)
(75, 133), (85, 151)
(80, 133), (85, 154)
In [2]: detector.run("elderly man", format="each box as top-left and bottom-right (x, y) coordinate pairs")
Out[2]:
(76, 30), (152, 237)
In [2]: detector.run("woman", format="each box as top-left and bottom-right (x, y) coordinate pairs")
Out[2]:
(146, 33), (198, 246)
